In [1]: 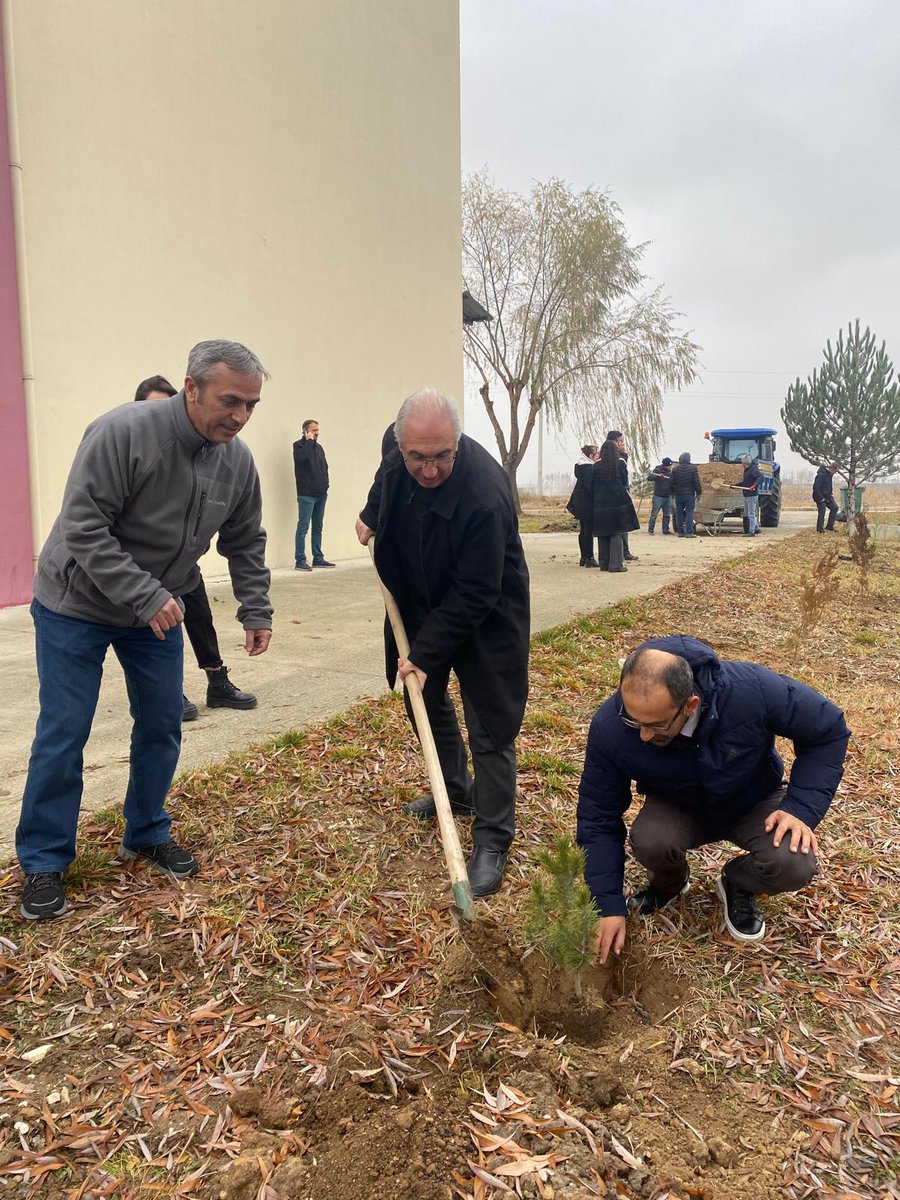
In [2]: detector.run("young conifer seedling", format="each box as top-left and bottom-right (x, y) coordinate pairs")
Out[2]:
(524, 834), (599, 1000)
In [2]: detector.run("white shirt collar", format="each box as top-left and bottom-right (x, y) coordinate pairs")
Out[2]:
(680, 705), (701, 738)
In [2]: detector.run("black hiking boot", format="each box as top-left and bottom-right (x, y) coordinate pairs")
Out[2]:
(21, 872), (67, 920)
(206, 666), (257, 710)
(183, 695), (199, 722)
(118, 839), (199, 879)
(628, 874), (690, 915)
(716, 875), (765, 941)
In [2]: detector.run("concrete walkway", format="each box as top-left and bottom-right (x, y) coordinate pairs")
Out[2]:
(0, 514), (812, 856)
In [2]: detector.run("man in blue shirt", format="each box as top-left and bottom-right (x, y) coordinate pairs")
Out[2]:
(577, 636), (849, 959)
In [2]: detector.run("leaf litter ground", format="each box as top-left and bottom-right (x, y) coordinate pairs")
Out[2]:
(1, 531), (898, 1200)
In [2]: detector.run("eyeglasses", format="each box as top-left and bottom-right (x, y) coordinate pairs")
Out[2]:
(402, 450), (457, 469)
(619, 700), (688, 734)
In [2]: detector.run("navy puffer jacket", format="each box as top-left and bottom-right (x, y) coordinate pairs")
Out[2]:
(576, 635), (850, 916)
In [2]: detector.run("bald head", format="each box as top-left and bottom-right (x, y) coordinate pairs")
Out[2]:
(620, 647), (694, 706)
(619, 646), (699, 745)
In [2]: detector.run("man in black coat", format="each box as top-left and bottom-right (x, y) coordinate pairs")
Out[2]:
(607, 430), (638, 561)
(292, 419), (334, 570)
(356, 389), (530, 897)
(812, 464), (840, 533)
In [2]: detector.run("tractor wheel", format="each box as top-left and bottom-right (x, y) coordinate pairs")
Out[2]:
(759, 480), (782, 527)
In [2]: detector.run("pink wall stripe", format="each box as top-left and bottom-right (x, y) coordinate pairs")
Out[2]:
(0, 15), (34, 608)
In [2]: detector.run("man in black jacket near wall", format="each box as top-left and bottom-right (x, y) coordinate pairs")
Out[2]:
(293, 419), (335, 571)
(356, 389), (530, 897)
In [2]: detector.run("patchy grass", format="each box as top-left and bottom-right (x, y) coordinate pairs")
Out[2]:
(1, 531), (899, 1200)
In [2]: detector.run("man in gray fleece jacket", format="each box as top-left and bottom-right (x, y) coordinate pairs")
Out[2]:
(17, 340), (273, 921)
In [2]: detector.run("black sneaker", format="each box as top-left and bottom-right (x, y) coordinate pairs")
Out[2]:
(402, 793), (475, 820)
(206, 666), (257, 710)
(21, 872), (67, 920)
(312, 558), (336, 568)
(628, 875), (690, 915)
(118, 839), (199, 879)
(295, 561), (313, 572)
(716, 875), (765, 941)
(183, 695), (199, 722)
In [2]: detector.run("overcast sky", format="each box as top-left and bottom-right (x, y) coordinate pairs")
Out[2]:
(460, 0), (900, 484)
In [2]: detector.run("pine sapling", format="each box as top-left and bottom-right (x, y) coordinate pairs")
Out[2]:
(524, 835), (599, 1000)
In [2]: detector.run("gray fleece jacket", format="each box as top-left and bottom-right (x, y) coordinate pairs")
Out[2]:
(33, 392), (272, 630)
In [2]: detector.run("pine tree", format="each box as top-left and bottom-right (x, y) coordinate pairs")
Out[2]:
(781, 321), (900, 518)
(524, 835), (599, 1000)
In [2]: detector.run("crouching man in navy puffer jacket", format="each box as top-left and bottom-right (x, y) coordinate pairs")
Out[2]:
(577, 635), (850, 956)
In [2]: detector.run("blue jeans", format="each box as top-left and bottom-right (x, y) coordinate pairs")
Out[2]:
(744, 494), (759, 534)
(648, 495), (671, 533)
(674, 494), (696, 535)
(16, 601), (184, 873)
(295, 493), (327, 564)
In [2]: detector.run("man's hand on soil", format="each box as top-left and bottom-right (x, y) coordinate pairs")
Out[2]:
(148, 598), (184, 640)
(594, 916), (627, 965)
(765, 808), (818, 854)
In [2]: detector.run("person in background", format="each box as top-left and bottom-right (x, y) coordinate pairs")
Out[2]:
(646, 457), (673, 535)
(670, 451), (702, 537)
(607, 430), (638, 562)
(736, 453), (763, 537)
(592, 439), (640, 572)
(566, 445), (600, 567)
(135, 376), (258, 718)
(812, 463), (840, 533)
(293, 419), (335, 571)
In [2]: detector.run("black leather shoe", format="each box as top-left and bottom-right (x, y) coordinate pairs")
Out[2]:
(624, 553), (639, 561)
(584, 558), (601, 568)
(467, 847), (508, 898)
(183, 695), (199, 722)
(402, 793), (475, 820)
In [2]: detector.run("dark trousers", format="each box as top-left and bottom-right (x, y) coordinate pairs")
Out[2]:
(578, 520), (594, 562)
(816, 497), (839, 532)
(403, 670), (516, 852)
(674, 494), (696, 535)
(628, 788), (817, 896)
(181, 576), (222, 670)
(597, 533), (624, 571)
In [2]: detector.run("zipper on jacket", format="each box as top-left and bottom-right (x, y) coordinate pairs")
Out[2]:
(192, 490), (207, 540)
(159, 445), (203, 580)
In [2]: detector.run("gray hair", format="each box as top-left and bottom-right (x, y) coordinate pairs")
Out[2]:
(186, 340), (269, 385)
(621, 647), (695, 707)
(394, 388), (461, 445)
(741, 454), (752, 465)
(678, 451), (691, 464)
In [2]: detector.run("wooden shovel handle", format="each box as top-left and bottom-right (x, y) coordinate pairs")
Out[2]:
(367, 541), (475, 920)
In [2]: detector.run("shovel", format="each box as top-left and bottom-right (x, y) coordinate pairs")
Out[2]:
(368, 542), (476, 921)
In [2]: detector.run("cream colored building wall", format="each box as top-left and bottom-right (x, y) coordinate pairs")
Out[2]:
(4, 0), (462, 585)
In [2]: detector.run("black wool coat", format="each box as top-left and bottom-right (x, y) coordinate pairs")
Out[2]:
(591, 464), (640, 537)
(566, 461), (595, 522)
(359, 434), (531, 748)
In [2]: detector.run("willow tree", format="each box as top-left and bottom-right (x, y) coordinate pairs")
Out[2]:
(462, 171), (699, 510)
(782, 322), (900, 518)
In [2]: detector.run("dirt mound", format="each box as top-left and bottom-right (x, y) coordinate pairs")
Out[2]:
(446, 915), (683, 1045)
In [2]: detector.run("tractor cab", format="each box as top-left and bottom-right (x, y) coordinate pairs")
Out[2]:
(704, 427), (782, 527)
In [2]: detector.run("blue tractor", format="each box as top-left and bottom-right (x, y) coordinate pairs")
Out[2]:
(705, 428), (782, 527)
